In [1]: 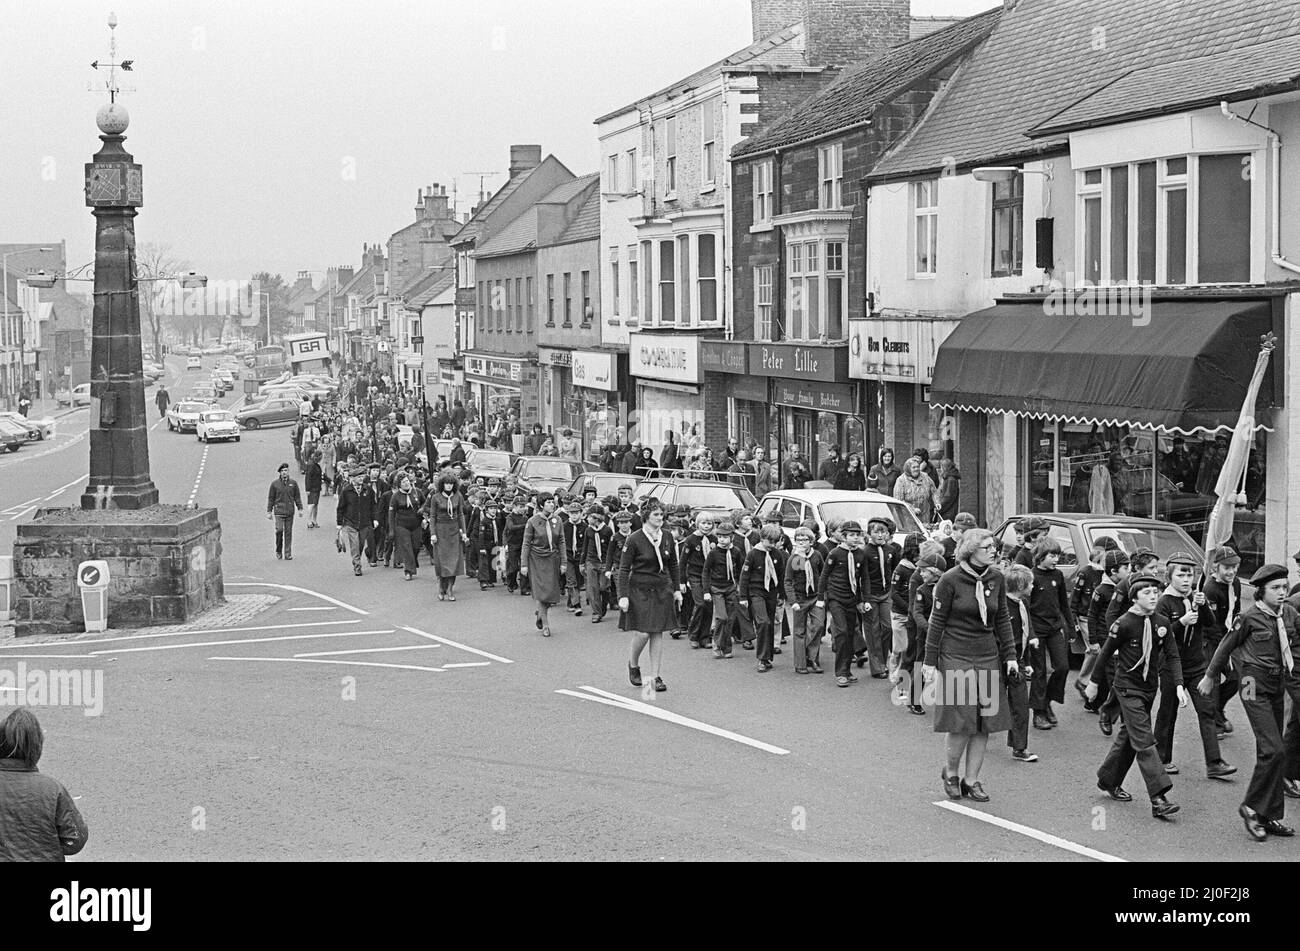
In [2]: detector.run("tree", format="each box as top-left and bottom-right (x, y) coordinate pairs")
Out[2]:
(249, 271), (292, 345)
(136, 243), (190, 357)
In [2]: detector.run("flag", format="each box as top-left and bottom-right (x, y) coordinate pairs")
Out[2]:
(1203, 334), (1276, 561)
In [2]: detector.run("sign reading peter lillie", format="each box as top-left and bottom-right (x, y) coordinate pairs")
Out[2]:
(629, 333), (700, 385)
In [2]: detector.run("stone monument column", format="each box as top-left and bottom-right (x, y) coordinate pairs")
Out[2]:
(81, 103), (158, 510)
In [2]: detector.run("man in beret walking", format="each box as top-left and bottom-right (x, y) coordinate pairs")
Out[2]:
(266, 462), (304, 561)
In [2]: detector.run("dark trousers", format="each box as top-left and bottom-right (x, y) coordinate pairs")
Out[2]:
(1286, 678), (1300, 782)
(506, 547), (529, 594)
(274, 514), (295, 557)
(478, 548), (499, 585)
(864, 596), (890, 676)
(1006, 676), (1031, 751)
(466, 541), (479, 578)
(749, 593), (778, 664)
(1097, 687), (1172, 800)
(789, 599), (824, 670)
(1029, 628), (1069, 712)
(584, 564), (606, 618)
(687, 578), (712, 644)
(363, 524), (381, 565)
(828, 600), (861, 679)
(565, 560), (582, 608)
(392, 524), (421, 574)
(734, 592), (755, 645)
(1241, 668), (1300, 821)
(710, 588), (738, 653)
(1154, 667), (1220, 768)
(1205, 635), (1239, 725)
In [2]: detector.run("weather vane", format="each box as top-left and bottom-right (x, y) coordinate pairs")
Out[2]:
(89, 11), (135, 103)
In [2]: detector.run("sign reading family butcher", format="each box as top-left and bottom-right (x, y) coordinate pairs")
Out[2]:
(629, 332), (700, 385)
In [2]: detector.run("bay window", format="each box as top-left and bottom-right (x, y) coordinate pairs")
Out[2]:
(785, 238), (846, 341)
(677, 234), (691, 324)
(659, 240), (675, 324)
(697, 233), (718, 324)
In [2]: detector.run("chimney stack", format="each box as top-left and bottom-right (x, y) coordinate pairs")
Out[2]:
(751, 0), (806, 40)
(420, 182), (451, 221)
(800, 0), (911, 67)
(509, 144), (542, 178)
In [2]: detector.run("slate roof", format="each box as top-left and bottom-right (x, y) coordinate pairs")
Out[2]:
(404, 270), (457, 308)
(595, 23), (811, 123)
(450, 164), (542, 247)
(551, 185), (602, 245)
(1031, 36), (1300, 137)
(473, 174), (600, 258)
(732, 7), (1001, 160)
(910, 16), (966, 40)
(870, 0), (1300, 181)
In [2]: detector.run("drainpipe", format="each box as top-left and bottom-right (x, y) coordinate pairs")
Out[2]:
(1220, 101), (1300, 275)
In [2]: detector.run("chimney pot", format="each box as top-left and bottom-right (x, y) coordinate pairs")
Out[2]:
(509, 144), (542, 177)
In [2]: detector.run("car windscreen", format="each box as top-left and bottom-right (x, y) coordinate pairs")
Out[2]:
(202, 412), (234, 422)
(1084, 524), (1198, 564)
(176, 403), (206, 414)
(679, 485), (757, 510)
(471, 452), (511, 469)
(527, 460), (579, 480)
(820, 500), (925, 534)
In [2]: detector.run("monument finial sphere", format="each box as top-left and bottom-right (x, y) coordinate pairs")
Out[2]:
(96, 101), (129, 134)
(108, 11), (117, 29)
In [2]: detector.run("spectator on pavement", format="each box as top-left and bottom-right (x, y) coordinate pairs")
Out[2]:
(867, 448), (903, 495)
(0, 708), (88, 862)
(266, 462), (304, 560)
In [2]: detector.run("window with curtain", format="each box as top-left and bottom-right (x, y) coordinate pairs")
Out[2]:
(659, 239), (675, 324)
(913, 179), (937, 275)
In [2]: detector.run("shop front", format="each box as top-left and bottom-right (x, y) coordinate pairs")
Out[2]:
(703, 339), (769, 457)
(462, 352), (537, 427)
(930, 297), (1281, 575)
(629, 332), (703, 462)
(570, 349), (621, 464)
(745, 342), (863, 482)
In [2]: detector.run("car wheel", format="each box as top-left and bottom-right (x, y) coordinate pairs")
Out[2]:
(6, 444), (19, 453)
(245, 418), (260, 430)
(235, 436), (241, 443)
(167, 420), (174, 431)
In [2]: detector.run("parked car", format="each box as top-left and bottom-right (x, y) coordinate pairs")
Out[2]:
(988, 513), (1249, 596)
(755, 489), (927, 547)
(166, 401), (208, 433)
(634, 478), (758, 517)
(0, 411), (53, 440)
(55, 383), (91, 407)
(196, 409), (242, 443)
(262, 380), (329, 400)
(236, 397), (301, 430)
(186, 355), (203, 370)
(510, 456), (587, 494)
(188, 383), (220, 404)
(201, 344), (224, 355)
(566, 471), (643, 499)
(0, 417), (28, 452)
(466, 449), (520, 486)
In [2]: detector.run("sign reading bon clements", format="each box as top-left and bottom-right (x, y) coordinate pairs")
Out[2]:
(848, 318), (959, 385)
(628, 332), (700, 385)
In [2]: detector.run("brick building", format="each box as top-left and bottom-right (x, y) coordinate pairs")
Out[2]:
(726, 9), (1000, 482)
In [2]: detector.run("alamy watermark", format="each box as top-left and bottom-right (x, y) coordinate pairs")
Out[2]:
(0, 664), (104, 717)
(1042, 273), (1153, 327)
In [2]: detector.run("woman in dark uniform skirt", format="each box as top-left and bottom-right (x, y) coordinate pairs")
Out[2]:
(922, 528), (1020, 803)
(521, 492), (566, 637)
(617, 501), (683, 692)
(424, 472), (469, 600)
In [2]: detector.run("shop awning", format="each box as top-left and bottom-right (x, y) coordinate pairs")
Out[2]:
(930, 299), (1275, 436)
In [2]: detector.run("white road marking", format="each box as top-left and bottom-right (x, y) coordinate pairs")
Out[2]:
(210, 656), (445, 673)
(225, 582), (370, 616)
(558, 685), (791, 756)
(45, 474), (88, 501)
(442, 662), (491, 669)
(294, 644), (441, 658)
(6, 496), (42, 510)
(401, 626), (513, 664)
(8, 506), (38, 522)
(188, 443), (209, 505)
(287, 607), (338, 612)
(0, 619), (361, 650)
(0, 654), (100, 660)
(931, 801), (1126, 863)
(88, 628), (394, 656)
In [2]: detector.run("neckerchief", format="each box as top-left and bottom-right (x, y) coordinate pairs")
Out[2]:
(1261, 603), (1295, 673)
(763, 550), (777, 591)
(644, 530), (665, 572)
(593, 531), (602, 562)
(841, 545), (857, 595)
(792, 550), (814, 594)
(1011, 596), (1031, 648)
(725, 549), (734, 584)
(959, 561), (988, 625)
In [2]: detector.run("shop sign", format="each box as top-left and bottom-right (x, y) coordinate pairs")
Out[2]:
(464, 354), (523, 383)
(772, 380), (856, 413)
(848, 318), (959, 384)
(700, 339), (747, 375)
(747, 343), (848, 383)
(571, 350), (617, 391)
(629, 332), (700, 385)
(538, 347), (572, 368)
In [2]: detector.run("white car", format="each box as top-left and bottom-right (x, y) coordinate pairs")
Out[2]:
(196, 409), (241, 443)
(0, 410), (54, 440)
(167, 400), (208, 433)
(186, 355), (202, 370)
(55, 383), (91, 407)
(754, 489), (929, 547)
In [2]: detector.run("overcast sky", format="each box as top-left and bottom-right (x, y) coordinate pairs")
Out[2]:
(2, 0), (999, 284)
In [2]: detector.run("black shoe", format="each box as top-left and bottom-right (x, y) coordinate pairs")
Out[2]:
(353, 567), (362, 576)
(653, 677), (667, 692)
(1011, 749), (1039, 763)
(1285, 779), (1300, 799)
(757, 661), (773, 672)
(1098, 782), (1132, 802)
(1207, 761), (1237, 781)
(628, 664), (642, 687)
(846, 673), (859, 684)
(1099, 715), (1113, 736)
(535, 611), (543, 631)
(907, 704), (926, 716)
(1033, 713), (1054, 730)
(961, 780), (990, 803)
(1044, 708), (1059, 726)
(284, 555), (293, 560)
(276, 553), (283, 560)
(741, 641), (754, 650)
(1239, 804), (1267, 841)
(1163, 762), (1179, 775)
(1151, 795), (1179, 820)
(1082, 701), (1100, 714)
(772, 647), (782, 655)
(1263, 819), (1296, 837)
(670, 632), (682, 639)
(941, 769), (962, 800)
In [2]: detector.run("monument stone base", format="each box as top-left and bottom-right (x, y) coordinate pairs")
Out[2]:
(11, 505), (223, 637)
